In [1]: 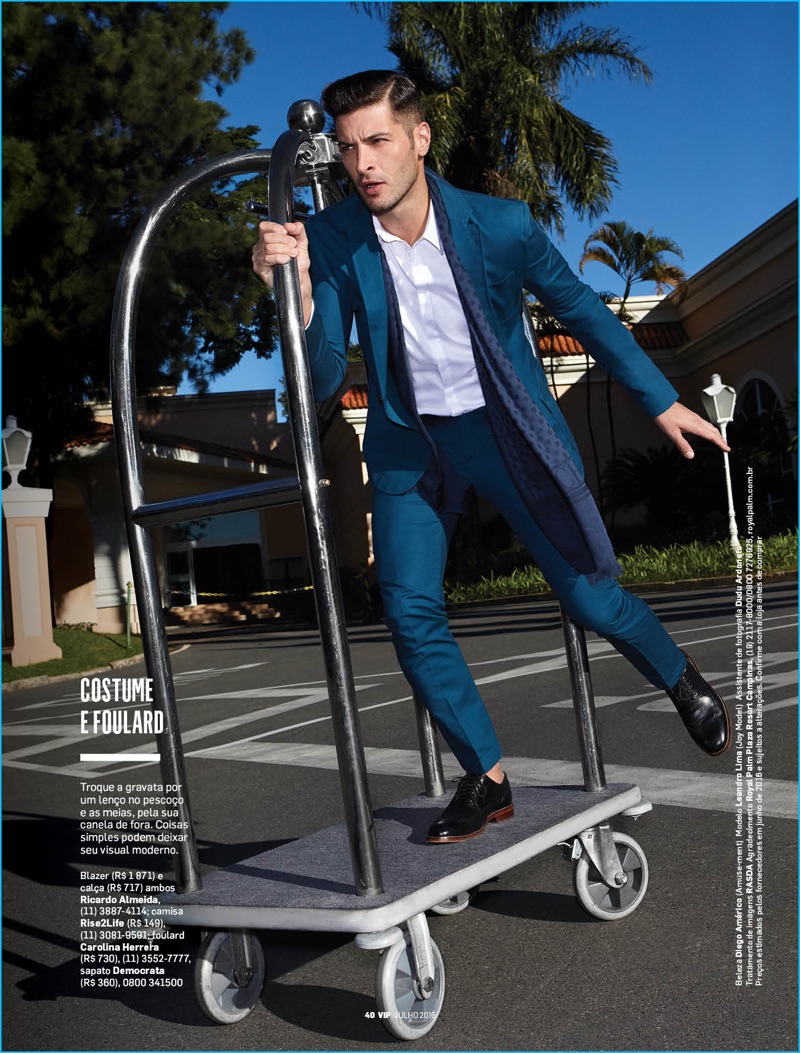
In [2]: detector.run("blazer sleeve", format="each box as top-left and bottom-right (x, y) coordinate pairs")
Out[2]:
(520, 206), (679, 419)
(302, 221), (352, 401)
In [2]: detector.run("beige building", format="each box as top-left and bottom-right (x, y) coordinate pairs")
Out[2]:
(12, 200), (795, 639)
(50, 390), (308, 633)
(541, 200), (797, 506)
(319, 200), (796, 560)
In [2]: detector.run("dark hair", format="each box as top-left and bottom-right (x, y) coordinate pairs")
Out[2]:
(321, 70), (425, 126)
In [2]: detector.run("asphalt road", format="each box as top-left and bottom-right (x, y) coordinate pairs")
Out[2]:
(3, 580), (797, 1051)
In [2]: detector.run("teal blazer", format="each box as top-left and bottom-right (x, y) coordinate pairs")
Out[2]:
(304, 173), (678, 496)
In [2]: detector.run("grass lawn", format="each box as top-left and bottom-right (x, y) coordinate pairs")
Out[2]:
(3, 627), (143, 684)
(4, 532), (796, 679)
(447, 530), (798, 604)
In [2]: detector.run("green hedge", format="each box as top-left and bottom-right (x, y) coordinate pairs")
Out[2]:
(446, 531), (797, 604)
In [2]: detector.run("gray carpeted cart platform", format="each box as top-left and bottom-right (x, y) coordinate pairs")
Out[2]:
(148, 782), (651, 1037)
(160, 784), (644, 933)
(112, 100), (653, 1042)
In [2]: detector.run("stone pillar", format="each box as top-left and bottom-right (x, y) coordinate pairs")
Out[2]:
(3, 487), (62, 667)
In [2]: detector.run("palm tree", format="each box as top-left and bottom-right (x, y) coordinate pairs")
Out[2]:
(579, 221), (688, 502)
(360, 2), (652, 235)
(579, 220), (688, 300)
(527, 297), (605, 515)
(602, 445), (719, 542)
(602, 446), (695, 535)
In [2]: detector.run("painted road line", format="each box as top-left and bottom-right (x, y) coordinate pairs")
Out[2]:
(1, 685), (379, 777)
(15, 662), (271, 710)
(183, 741), (797, 820)
(80, 753), (160, 762)
(544, 649), (796, 709)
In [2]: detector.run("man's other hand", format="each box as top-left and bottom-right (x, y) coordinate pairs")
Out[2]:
(654, 401), (730, 459)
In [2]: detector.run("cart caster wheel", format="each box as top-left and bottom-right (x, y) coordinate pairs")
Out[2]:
(376, 933), (445, 1040)
(573, 831), (649, 920)
(429, 888), (474, 915)
(194, 930), (265, 1024)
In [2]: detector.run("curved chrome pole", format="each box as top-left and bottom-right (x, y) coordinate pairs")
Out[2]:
(269, 129), (383, 896)
(110, 150), (272, 893)
(561, 611), (606, 792)
(414, 694), (446, 798)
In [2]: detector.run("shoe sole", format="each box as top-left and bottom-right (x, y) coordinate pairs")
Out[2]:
(683, 651), (732, 756)
(425, 804), (515, 844)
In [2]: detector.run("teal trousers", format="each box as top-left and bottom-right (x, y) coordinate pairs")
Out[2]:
(371, 408), (685, 773)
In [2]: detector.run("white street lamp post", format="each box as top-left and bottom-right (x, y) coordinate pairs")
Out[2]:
(701, 374), (741, 554)
(2, 415), (63, 666)
(2, 415), (33, 487)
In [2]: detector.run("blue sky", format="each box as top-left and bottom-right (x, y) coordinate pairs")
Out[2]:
(181, 1), (798, 399)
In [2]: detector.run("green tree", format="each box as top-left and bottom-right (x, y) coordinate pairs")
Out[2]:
(579, 220), (688, 301)
(602, 445), (717, 542)
(362, 1), (652, 234)
(525, 293), (622, 517)
(578, 220), (688, 488)
(785, 387), (797, 453)
(730, 381), (797, 531)
(3, 2), (274, 476)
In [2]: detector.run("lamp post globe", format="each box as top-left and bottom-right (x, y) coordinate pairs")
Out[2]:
(701, 373), (737, 426)
(701, 375), (741, 554)
(2, 415), (33, 488)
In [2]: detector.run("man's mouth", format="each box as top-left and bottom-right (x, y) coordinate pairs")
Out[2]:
(360, 181), (384, 195)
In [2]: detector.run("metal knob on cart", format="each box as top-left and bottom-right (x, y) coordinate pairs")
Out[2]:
(110, 99), (652, 1041)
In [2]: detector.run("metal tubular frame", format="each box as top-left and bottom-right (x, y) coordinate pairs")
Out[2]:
(561, 611), (607, 791)
(110, 135), (383, 896)
(111, 149), (273, 893)
(413, 695), (446, 798)
(132, 477), (300, 529)
(110, 110), (608, 901)
(268, 128), (382, 896)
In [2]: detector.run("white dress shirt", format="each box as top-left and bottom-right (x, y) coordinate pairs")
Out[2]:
(373, 208), (485, 417)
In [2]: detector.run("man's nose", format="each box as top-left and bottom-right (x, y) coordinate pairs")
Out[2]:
(355, 147), (374, 175)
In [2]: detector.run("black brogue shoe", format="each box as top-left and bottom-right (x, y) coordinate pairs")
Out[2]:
(667, 651), (731, 756)
(426, 771), (514, 844)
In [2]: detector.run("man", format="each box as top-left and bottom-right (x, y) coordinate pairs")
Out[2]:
(253, 70), (730, 844)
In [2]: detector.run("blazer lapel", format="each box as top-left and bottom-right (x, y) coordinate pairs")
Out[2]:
(434, 177), (492, 318)
(349, 209), (408, 427)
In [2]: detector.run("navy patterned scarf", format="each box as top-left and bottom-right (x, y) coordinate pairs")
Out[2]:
(378, 173), (621, 585)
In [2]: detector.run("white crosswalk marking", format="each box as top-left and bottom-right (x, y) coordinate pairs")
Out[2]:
(183, 741), (797, 820)
(544, 649), (797, 711)
(15, 662), (270, 710)
(1, 685), (375, 777)
(3, 619), (794, 793)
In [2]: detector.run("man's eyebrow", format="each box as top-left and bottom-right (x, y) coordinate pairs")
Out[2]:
(338, 130), (394, 146)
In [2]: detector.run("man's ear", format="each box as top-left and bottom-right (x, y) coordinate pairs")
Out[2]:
(415, 121), (431, 158)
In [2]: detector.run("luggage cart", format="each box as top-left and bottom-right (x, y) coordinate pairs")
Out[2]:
(110, 99), (652, 1042)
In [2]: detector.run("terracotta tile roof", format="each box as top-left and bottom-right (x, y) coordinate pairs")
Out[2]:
(333, 321), (687, 410)
(537, 321), (687, 357)
(630, 321), (688, 350)
(63, 421), (114, 448)
(340, 384), (369, 409)
(537, 332), (584, 356)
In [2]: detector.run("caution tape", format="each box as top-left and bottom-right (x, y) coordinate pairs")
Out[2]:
(190, 585), (315, 599)
(252, 586), (315, 597)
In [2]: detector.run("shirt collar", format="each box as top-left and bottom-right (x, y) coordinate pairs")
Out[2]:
(372, 204), (442, 253)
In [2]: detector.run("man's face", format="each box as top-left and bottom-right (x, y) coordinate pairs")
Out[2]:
(335, 100), (430, 216)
